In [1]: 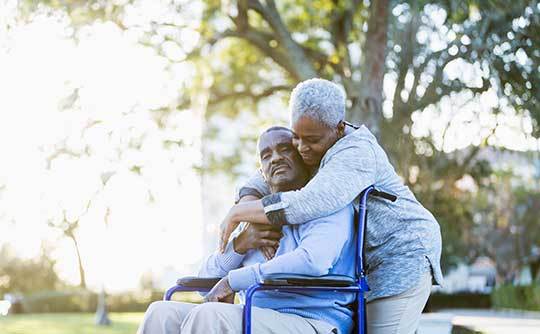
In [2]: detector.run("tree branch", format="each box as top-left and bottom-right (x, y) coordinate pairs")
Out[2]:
(392, 10), (420, 111)
(350, 0), (389, 135)
(221, 28), (299, 76)
(236, 0), (249, 31)
(250, 0), (316, 80)
(209, 84), (292, 105)
(330, 0), (362, 79)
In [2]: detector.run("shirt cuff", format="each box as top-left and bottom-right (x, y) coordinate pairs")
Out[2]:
(236, 187), (264, 203)
(261, 193), (289, 226)
(227, 264), (261, 291)
(219, 239), (246, 271)
(280, 191), (302, 225)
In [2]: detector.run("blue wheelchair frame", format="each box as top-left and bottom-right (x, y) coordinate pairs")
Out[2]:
(164, 185), (396, 334)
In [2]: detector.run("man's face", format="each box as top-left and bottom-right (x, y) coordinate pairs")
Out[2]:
(258, 129), (308, 192)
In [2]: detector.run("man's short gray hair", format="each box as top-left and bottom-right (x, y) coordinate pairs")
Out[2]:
(289, 78), (346, 128)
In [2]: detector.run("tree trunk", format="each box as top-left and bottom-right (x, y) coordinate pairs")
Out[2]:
(68, 232), (86, 289)
(95, 287), (111, 326)
(348, 0), (389, 138)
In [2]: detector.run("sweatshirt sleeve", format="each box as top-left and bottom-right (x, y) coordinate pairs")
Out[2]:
(262, 141), (376, 225)
(235, 170), (271, 203)
(228, 205), (354, 291)
(198, 226), (246, 278)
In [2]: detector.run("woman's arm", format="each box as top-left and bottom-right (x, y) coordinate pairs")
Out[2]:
(219, 171), (272, 252)
(269, 143), (376, 225)
(220, 140), (377, 251)
(220, 141), (377, 251)
(235, 170), (271, 203)
(227, 205), (354, 291)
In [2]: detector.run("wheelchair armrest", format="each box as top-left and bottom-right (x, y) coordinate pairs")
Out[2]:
(261, 274), (355, 287)
(176, 276), (222, 288)
(371, 189), (397, 202)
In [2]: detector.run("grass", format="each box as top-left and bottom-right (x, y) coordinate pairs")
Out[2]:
(0, 312), (144, 334)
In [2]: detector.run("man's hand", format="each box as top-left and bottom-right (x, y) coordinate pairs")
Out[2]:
(234, 223), (282, 256)
(204, 277), (235, 303)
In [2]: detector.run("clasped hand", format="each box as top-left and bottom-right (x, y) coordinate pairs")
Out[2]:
(234, 223), (282, 260)
(220, 207), (282, 260)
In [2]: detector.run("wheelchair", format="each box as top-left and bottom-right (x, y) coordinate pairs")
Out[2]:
(163, 185), (397, 334)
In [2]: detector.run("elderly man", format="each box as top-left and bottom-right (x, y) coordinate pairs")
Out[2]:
(137, 126), (356, 334)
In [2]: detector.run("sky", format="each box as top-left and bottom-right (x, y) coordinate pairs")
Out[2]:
(0, 3), (207, 292)
(0, 1), (538, 293)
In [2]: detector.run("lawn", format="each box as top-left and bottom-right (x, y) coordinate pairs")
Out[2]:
(0, 312), (144, 334)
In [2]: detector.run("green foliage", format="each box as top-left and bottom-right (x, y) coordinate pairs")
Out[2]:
(0, 246), (64, 296)
(491, 284), (540, 311)
(15, 0), (540, 281)
(421, 189), (476, 269)
(451, 326), (482, 334)
(21, 290), (98, 313)
(18, 289), (202, 313)
(440, 1), (540, 135)
(425, 292), (492, 311)
(468, 172), (540, 280)
(0, 312), (143, 334)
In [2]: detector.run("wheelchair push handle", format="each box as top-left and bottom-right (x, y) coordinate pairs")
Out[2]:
(370, 189), (397, 202)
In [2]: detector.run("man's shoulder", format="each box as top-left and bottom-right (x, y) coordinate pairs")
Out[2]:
(324, 126), (377, 161)
(302, 204), (355, 227)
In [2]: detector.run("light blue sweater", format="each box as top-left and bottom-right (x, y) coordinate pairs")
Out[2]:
(199, 204), (356, 334)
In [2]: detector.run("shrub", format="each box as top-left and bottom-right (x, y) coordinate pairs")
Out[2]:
(18, 289), (202, 313)
(424, 292), (492, 312)
(491, 284), (540, 311)
(21, 290), (97, 313)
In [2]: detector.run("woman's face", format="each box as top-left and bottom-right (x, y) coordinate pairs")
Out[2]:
(291, 115), (344, 168)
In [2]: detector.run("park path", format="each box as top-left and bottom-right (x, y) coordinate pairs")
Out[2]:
(417, 309), (540, 334)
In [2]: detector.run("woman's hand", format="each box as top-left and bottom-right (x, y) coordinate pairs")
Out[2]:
(219, 200), (272, 253)
(260, 245), (279, 260)
(219, 209), (240, 253)
(233, 223), (282, 255)
(204, 277), (235, 303)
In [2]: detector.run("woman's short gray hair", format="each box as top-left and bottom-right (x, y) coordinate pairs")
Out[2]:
(289, 78), (346, 128)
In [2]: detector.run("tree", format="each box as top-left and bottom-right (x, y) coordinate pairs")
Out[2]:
(0, 245), (64, 296)
(18, 0), (540, 273)
(193, 0), (539, 271)
(48, 209), (90, 289)
(470, 167), (540, 282)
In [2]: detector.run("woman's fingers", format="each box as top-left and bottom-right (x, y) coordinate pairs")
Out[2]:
(260, 242), (279, 260)
(261, 246), (273, 260)
(265, 245), (277, 259)
(219, 227), (227, 253)
(220, 220), (238, 253)
(219, 224), (232, 253)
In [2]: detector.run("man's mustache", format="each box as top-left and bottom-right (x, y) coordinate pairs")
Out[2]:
(271, 162), (290, 175)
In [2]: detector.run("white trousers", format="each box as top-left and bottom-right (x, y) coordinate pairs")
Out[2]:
(137, 301), (336, 334)
(138, 272), (431, 334)
(366, 272), (432, 334)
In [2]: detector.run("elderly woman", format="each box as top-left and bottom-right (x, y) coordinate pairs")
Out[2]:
(220, 78), (442, 334)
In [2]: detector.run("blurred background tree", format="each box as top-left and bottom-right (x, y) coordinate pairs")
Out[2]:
(11, 0), (540, 285)
(0, 244), (64, 296)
